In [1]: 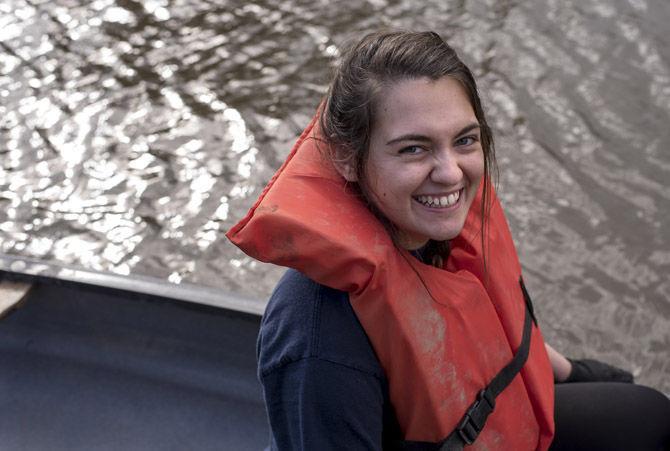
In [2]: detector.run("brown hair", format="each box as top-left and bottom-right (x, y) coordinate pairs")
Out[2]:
(319, 30), (497, 265)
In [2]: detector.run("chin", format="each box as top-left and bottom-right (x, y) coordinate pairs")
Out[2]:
(432, 232), (460, 242)
(431, 223), (467, 242)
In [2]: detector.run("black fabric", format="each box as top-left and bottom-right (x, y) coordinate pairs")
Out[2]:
(257, 270), (401, 450)
(565, 358), (634, 384)
(551, 382), (670, 451)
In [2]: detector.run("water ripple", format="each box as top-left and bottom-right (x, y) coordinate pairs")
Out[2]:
(0, 0), (668, 392)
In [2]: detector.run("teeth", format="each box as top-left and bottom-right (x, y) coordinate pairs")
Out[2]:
(448, 192), (457, 205)
(416, 191), (460, 208)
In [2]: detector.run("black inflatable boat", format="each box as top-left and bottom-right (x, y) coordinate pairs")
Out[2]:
(0, 254), (269, 451)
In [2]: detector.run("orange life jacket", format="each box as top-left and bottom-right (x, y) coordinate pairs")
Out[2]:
(227, 114), (555, 449)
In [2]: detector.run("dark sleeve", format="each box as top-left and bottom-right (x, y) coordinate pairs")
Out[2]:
(261, 357), (385, 451)
(257, 270), (388, 450)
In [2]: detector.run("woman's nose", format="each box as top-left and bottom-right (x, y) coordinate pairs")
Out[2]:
(430, 149), (463, 185)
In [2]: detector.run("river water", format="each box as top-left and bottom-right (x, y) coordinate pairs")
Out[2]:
(1, 0), (669, 392)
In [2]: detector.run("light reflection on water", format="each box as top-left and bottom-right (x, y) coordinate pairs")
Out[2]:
(1, 0), (669, 392)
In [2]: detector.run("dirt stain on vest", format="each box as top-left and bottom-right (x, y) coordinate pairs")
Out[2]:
(409, 302), (445, 355)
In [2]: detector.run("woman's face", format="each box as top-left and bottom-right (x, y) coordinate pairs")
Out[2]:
(345, 76), (485, 250)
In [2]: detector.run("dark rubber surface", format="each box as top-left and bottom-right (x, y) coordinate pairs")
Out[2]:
(0, 276), (268, 450)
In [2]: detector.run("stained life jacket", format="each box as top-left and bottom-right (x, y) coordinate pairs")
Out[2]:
(227, 114), (555, 450)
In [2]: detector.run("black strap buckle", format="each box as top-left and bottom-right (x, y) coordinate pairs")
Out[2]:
(455, 389), (496, 445)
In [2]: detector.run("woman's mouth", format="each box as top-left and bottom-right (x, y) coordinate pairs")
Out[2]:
(413, 189), (462, 209)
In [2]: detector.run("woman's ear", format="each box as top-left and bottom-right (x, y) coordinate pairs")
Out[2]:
(331, 153), (358, 182)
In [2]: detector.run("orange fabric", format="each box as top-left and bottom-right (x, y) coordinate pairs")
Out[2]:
(227, 114), (555, 449)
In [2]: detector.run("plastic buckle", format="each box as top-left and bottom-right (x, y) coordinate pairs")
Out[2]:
(456, 389), (496, 445)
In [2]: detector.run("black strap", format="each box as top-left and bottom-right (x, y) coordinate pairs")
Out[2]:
(519, 276), (538, 326)
(396, 278), (535, 450)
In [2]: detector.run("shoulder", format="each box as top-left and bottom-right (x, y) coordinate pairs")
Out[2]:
(257, 269), (383, 379)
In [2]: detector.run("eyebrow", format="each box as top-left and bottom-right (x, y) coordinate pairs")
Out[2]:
(385, 123), (481, 146)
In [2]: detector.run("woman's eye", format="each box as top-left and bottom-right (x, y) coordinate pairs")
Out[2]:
(455, 135), (479, 146)
(399, 145), (424, 155)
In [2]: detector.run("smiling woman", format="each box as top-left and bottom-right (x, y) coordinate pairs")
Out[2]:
(336, 76), (485, 250)
(227, 30), (670, 450)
